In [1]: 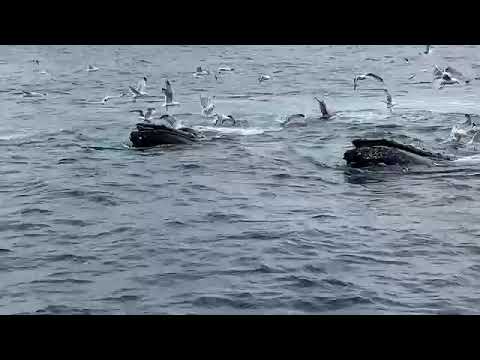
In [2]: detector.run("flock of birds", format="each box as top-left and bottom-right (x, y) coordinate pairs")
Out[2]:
(21, 45), (480, 147)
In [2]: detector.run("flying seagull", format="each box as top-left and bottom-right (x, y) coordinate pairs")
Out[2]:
(129, 77), (148, 98)
(353, 73), (384, 90)
(130, 107), (156, 122)
(381, 89), (394, 111)
(162, 79), (180, 110)
(200, 95), (216, 117)
(314, 97), (333, 119)
(159, 114), (177, 128)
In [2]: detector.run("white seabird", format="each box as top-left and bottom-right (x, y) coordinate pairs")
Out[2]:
(381, 89), (395, 111)
(218, 66), (234, 72)
(258, 74), (271, 83)
(193, 66), (210, 77)
(200, 95), (216, 117)
(282, 114), (306, 126)
(87, 65), (99, 72)
(353, 73), (384, 90)
(464, 114), (480, 127)
(467, 131), (480, 146)
(129, 77), (148, 98)
(162, 79), (180, 109)
(22, 90), (47, 98)
(439, 74), (461, 89)
(158, 114), (177, 128)
(101, 92), (126, 104)
(314, 97), (333, 119)
(130, 107), (156, 122)
(213, 113), (236, 126)
(433, 65), (468, 86)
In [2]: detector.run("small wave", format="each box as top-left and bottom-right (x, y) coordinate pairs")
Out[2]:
(46, 254), (97, 263)
(0, 132), (32, 141)
(19, 208), (53, 215)
(30, 278), (93, 285)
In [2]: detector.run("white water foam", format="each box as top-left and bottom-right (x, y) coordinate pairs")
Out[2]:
(194, 125), (266, 136)
(453, 154), (480, 164)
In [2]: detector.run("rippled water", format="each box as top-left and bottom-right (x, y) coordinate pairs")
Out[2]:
(2, 45), (480, 314)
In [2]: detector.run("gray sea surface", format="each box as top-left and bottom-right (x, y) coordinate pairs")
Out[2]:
(1, 45), (480, 314)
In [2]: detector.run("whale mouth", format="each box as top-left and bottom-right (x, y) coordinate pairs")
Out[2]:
(130, 123), (199, 147)
(344, 138), (453, 168)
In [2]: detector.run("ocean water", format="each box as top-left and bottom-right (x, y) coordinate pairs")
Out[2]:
(1, 45), (480, 314)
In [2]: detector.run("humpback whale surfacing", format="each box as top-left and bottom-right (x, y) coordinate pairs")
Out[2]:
(343, 138), (453, 168)
(129, 123), (201, 147)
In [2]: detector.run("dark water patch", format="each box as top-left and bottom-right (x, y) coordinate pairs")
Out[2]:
(190, 296), (256, 310)
(46, 254), (98, 263)
(291, 295), (374, 312)
(19, 208), (53, 215)
(34, 305), (100, 315)
(30, 278), (94, 285)
(311, 214), (338, 219)
(0, 221), (51, 231)
(336, 254), (410, 266)
(100, 295), (142, 302)
(52, 219), (95, 226)
(280, 275), (318, 288)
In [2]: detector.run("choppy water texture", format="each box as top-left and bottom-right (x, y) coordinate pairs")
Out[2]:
(2, 45), (480, 314)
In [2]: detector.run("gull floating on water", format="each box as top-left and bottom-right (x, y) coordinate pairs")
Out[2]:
(101, 92), (126, 104)
(193, 66), (210, 77)
(282, 114), (306, 126)
(22, 90), (47, 98)
(439, 74), (461, 89)
(314, 97), (333, 119)
(258, 74), (271, 83)
(87, 65), (99, 72)
(200, 95), (215, 117)
(218, 66), (234, 72)
(433, 65), (468, 86)
(444, 66), (470, 84)
(353, 73), (384, 90)
(129, 77), (148, 98)
(130, 108), (156, 122)
(464, 114), (480, 128)
(214, 113), (236, 126)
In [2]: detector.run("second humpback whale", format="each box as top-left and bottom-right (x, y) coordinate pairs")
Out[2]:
(343, 138), (454, 168)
